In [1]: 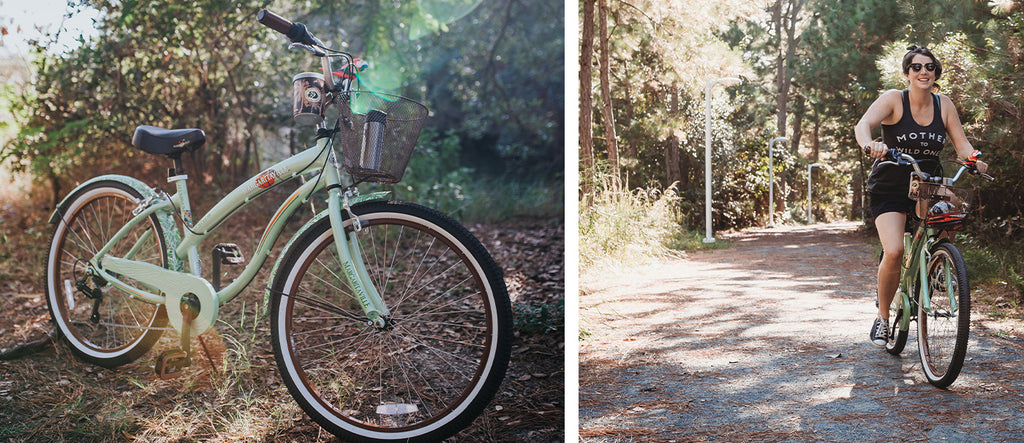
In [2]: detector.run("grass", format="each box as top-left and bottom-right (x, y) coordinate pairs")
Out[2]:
(580, 184), (723, 273)
(460, 176), (564, 224)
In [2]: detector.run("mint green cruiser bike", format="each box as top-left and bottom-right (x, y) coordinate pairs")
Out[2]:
(872, 148), (991, 389)
(43, 10), (512, 442)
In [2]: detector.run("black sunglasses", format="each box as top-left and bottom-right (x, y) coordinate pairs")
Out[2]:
(909, 62), (937, 72)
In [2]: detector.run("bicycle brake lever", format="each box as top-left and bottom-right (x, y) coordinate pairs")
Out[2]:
(288, 42), (327, 57)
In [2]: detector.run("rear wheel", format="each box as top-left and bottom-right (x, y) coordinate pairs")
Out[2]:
(44, 180), (168, 368)
(270, 201), (512, 442)
(917, 242), (970, 388)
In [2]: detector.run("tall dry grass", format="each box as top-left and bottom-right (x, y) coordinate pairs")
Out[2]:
(580, 182), (707, 274)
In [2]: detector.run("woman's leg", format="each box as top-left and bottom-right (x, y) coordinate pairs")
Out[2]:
(875, 211), (907, 319)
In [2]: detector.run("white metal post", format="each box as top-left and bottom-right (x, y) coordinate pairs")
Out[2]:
(767, 136), (788, 228)
(807, 162), (822, 223)
(703, 77), (741, 243)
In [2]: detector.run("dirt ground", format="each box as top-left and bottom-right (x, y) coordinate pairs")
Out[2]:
(580, 222), (1024, 441)
(0, 197), (564, 442)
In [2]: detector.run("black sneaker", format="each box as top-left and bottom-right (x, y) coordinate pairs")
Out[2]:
(870, 315), (889, 348)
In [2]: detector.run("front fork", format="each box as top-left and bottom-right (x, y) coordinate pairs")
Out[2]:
(325, 164), (391, 328)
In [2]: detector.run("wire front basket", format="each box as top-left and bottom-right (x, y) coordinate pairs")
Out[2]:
(337, 92), (428, 183)
(909, 180), (974, 227)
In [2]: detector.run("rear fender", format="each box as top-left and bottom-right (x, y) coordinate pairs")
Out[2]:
(50, 175), (184, 272)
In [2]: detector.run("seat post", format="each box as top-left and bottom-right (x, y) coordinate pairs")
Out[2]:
(167, 156), (193, 228)
(167, 155), (203, 276)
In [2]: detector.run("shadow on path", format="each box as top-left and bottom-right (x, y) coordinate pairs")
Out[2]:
(580, 222), (1024, 441)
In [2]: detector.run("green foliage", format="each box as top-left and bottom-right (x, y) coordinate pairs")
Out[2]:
(366, 127), (562, 222)
(583, 0), (1023, 263)
(4, 0), (286, 199)
(391, 127), (475, 217)
(514, 298), (564, 334)
(959, 220), (1024, 296)
(5, 0), (563, 218)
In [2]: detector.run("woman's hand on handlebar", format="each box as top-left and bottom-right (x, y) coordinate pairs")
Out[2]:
(974, 159), (989, 174)
(863, 141), (889, 159)
(959, 150), (989, 175)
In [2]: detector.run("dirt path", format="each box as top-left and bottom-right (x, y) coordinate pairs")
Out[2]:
(580, 222), (1024, 441)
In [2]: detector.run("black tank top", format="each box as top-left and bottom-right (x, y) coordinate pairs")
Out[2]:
(867, 90), (945, 195)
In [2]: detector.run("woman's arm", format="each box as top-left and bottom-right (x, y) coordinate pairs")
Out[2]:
(940, 94), (988, 173)
(855, 90), (900, 158)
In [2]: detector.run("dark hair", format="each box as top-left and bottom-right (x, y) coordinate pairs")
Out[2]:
(902, 45), (942, 80)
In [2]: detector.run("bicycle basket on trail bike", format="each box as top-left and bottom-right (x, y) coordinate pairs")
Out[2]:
(911, 181), (973, 229)
(337, 91), (428, 183)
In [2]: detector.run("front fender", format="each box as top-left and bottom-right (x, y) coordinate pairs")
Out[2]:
(50, 174), (184, 272)
(261, 191), (390, 317)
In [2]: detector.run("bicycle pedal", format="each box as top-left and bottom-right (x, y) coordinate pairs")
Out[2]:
(213, 243), (245, 265)
(155, 349), (191, 380)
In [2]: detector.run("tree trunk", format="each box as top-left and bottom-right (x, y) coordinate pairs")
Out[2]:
(681, 149), (692, 189)
(665, 89), (681, 189)
(598, 0), (619, 192)
(772, 0), (805, 139)
(580, 0), (596, 204)
(791, 94), (804, 153)
(623, 70), (635, 159)
(811, 107), (821, 162)
(851, 174), (864, 220)
(48, 170), (61, 211)
(666, 135), (680, 189)
(771, 0), (786, 137)
(771, 0), (805, 215)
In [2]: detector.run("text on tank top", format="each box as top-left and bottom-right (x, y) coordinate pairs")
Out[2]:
(867, 90), (945, 195)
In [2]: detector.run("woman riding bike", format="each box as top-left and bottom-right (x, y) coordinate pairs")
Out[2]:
(854, 45), (988, 347)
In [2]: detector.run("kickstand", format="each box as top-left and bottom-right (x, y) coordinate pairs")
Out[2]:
(155, 305), (196, 380)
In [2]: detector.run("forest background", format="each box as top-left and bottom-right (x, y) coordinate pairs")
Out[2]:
(0, 0), (565, 440)
(579, 0), (1024, 303)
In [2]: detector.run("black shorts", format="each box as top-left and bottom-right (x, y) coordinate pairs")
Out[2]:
(869, 192), (915, 217)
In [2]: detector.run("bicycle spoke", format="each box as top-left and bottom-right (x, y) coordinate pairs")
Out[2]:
(271, 203), (511, 440)
(47, 184), (167, 365)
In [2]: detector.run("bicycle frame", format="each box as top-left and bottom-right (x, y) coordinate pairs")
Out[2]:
(893, 225), (954, 332)
(77, 134), (391, 333)
(48, 22), (400, 337)
(884, 150), (977, 333)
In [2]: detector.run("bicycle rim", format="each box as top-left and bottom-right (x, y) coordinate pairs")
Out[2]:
(271, 202), (511, 441)
(45, 182), (167, 367)
(918, 243), (970, 388)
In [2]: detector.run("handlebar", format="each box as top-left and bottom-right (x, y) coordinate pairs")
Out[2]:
(256, 10), (291, 35)
(257, 9), (319, 46)
(865, 147), (993, 184)
(256, 9), (372, 98)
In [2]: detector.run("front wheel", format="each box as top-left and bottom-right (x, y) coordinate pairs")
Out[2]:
(881, 252), (909, 355)
(270, 201), (513, 442)
(917, 242), (970, 388)
(885, 304), (909, 355)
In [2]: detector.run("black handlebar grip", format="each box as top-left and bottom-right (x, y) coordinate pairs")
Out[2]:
(257, 9), (293, 35)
